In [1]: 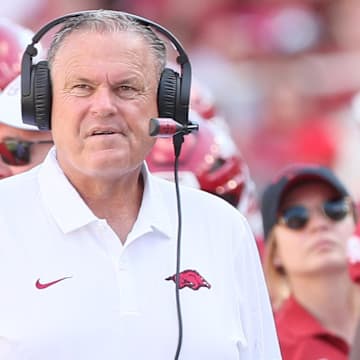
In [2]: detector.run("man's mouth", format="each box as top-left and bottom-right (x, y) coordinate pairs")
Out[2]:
(91, 130), (116, 136)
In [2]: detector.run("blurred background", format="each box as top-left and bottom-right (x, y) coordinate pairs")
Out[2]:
(3, 0), (360, 199)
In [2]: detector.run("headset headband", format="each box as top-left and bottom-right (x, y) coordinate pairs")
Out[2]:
(21, 10), (191, 128)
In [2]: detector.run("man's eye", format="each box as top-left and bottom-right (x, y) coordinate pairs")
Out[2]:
(120, 85), (137, 92)
(70, 84), (92, 96)
(117, 85), (139, 99)
(74, 84), (91, 90)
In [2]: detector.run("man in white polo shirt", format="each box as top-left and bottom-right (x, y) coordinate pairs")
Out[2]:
(0, 10), (281, 360)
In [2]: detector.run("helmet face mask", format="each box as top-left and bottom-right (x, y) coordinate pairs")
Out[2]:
(197, 153), (244, 207)
(0, 18), (34, 90)
(147, 111), (253, 210)
(147, 80), (264, 241)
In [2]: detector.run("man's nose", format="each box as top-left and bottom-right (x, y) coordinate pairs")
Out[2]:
(90, 87), (117, 117)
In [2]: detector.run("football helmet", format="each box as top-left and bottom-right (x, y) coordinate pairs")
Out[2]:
(0, 18), (33, 90)
(147, 110), (256, 212)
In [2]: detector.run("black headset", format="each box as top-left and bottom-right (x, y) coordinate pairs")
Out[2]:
(21, 10), (191, 130)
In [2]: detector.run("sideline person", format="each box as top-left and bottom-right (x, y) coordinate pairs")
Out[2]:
(0, 10), (281, 360)
(0, 76), (53, 178)
(350, 320), (360, 360)
(261, 164), (360, 359)
(0, 18), (52, 178)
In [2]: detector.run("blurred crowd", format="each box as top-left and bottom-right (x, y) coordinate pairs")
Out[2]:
(3, 0), (360, 196)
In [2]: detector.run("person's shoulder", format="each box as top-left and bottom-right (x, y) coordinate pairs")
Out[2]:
(279, 335), (341, 360)
(274, 298), (336, 359)
(274, 297), (304, 331)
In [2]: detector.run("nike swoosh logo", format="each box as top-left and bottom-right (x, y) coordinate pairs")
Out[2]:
(35, 276), (72, 289)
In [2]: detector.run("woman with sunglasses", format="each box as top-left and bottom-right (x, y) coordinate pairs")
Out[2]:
(261, 163), (360, 360)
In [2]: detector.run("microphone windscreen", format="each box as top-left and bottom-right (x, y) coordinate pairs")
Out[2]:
(149, 118), (184, 137)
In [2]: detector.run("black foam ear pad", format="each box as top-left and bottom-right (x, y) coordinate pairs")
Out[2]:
(33, 61), (52, 130)
(157, 67), (179, 120)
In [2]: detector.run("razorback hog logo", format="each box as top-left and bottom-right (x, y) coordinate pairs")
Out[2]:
(165, 269), (211, 290)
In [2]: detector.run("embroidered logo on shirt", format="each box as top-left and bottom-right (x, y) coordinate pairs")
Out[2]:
(35, 276), (72, 289)
(165, 269), (211, 290)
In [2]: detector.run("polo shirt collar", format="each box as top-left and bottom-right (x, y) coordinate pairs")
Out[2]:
(127, 161), (175, 241)
(38, 148), (174, 238)
(38, 148), (98, 233)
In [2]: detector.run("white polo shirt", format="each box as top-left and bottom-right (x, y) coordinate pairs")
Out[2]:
(0, 148), (281, 360)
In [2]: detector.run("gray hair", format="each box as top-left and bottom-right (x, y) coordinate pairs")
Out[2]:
(47, 10), (167, 79)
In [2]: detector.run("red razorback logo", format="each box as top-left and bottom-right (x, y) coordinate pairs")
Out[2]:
(165, 269), (211, 290)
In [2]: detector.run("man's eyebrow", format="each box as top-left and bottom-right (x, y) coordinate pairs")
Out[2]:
(63, 77), (97, 89)
(66, 76), (93, 83)
(113, 75), (142, 83)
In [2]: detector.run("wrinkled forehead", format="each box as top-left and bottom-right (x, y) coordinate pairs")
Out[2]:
(54, 29), (150, 56)
(47, 17), (167, 77)
(50, 29), (161, 81)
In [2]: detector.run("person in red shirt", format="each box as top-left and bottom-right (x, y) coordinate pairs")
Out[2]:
(261, 164), (360, 359)
(345, 85), (360, 360)
(350, 320), (360, 360)
(346, 201), (360, 359)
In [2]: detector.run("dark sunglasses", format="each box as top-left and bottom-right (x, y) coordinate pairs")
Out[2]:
(0, 138), (53, 166)
(278, 197), (352, 230)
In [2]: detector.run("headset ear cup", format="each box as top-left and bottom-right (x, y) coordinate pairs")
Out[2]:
(33, 61), (52, 130)
(158, 68), (179, 120)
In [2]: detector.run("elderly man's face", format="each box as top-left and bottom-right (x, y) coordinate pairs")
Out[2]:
(50, 30), (159, 184)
